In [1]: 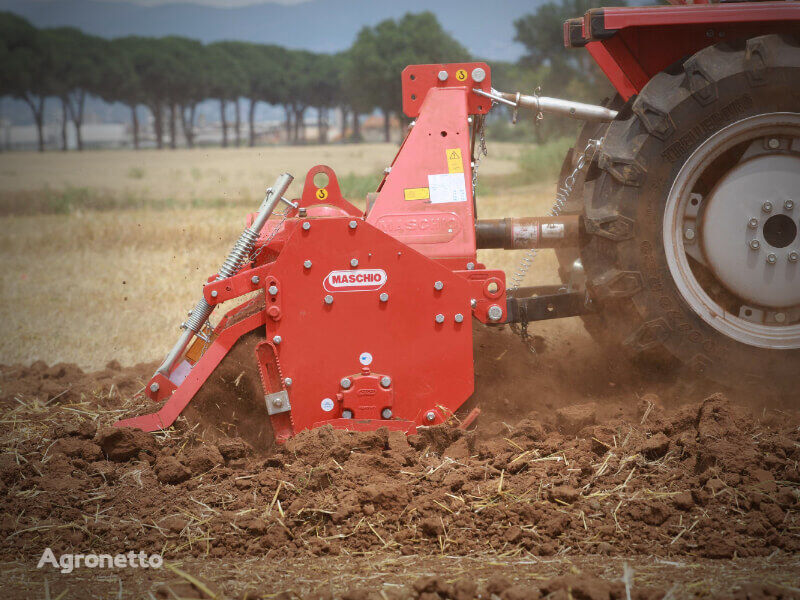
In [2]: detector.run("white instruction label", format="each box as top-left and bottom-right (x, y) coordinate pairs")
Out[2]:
(428, 173), (467, 204)
(541, 223), (565, 239)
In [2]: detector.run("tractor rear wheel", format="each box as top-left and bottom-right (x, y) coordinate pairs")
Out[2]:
(578, 33), (800, 394)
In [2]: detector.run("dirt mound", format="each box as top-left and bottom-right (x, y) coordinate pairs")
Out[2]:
(2, 375), (798, 568)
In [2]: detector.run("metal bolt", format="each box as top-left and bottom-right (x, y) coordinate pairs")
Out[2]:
(380, 376), (391, 388)
(284, 378), (293, 387)
(471, 67), (486, 83)
(303, 259), (312, 269)
(383, 167), (392, 175)
(340, 378), (352, 389)
(470, 299), (477, 308)
(435, 313), (445, 324)
(324, 294), (334, 305)
(434, 280), (444, 291)
(775, 312), (787, 323)
(425, 411), (436, 422)
(437, 70), (449, 82)
(785, 200), (795, 211)
(762, 201), (773, 213)
(272, 335), (282, 344)
(768, 138), (780, 149)
(298, 208), (307, 218)
(272, 396), (283, 408)
(379, 292), (389, 302)
(348, 220), (358, 229)
(251, 275), (260, 285)
(487, 305), (503, 321)
(467, 117), (473, 124)
(350, 258), (359, 267)
(466, 262), (475, 270)
(789, 251), (799, 263)
(268, 285), (278, 296)
(749, 239), (761, 250)
(748, 218), (759, 229)
(684, 228), (695, 241)
(302, 221), (311, 231)
(455, 313), (464, 323)
(767, 253), (777, 265)
(381, 408), (393, 419)
(342, 409), (353, 419)
(210, 290), (218, 298)
(149, 382), (160, 393)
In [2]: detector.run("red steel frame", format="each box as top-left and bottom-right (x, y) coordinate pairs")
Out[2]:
(564, 2), (800, 100)
(117, 63), (507, 439)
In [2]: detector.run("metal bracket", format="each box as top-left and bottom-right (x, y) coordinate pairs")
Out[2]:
(506, 291), (594, 323)
(265, 390), (291, 415)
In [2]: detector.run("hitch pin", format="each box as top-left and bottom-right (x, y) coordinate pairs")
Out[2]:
(473, 87), (618, 123)
(266, 186), (299, 210)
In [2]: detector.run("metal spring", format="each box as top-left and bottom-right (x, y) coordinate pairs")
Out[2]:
(218, 227), (260, 280)
(184, 298), (213, 333)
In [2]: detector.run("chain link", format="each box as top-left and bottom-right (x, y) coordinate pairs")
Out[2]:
(508, 137), (603, 353)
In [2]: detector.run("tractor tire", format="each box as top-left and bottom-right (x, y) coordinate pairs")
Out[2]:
(579, 33), (800, 395)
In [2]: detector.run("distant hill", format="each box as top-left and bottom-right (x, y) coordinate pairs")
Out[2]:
(0, 0), (545, 61)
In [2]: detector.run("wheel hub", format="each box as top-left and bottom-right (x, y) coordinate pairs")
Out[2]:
(701, 153), (800, 309)
(664, 112), (800, 349)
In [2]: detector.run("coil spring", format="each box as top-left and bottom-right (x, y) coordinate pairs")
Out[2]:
(184, 298), (213, 333)
(218, 227), (260, 280)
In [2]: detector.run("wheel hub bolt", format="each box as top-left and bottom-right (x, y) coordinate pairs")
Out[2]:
(381, 408), (393, 419)
(766, 253), (777, 265)
(435, 313), (445, 324)
(775, 312), (787, 323)
(425, 411), (436, 422)
(748, 218), (759, 229)
(749, 239), (761, 250)
(684, 228), (696, 241)
(380, 376), (391, 388)
(303, 259), (312, 269)
(762, 201), (773, 213)
(768, 138), (780, 149)
(340, 378), (352, 389)
(268, 285), (278, 295)
(324, 294), (334, 305)
(785, 200), (795, 211)
(789, 251), (799, 263)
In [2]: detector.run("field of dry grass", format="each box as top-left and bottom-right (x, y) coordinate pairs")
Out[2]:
(0, 142), (571, 370)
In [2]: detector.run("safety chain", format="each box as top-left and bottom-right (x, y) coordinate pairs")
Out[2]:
(509, 137), (604, 353)
(471, 114), (488, 196)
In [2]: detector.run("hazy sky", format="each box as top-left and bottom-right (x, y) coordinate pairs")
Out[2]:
(95, 0), (310, 5)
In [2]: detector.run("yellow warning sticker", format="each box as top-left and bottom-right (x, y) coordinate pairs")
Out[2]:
(455, 69), (468, 81)
(446, 148), (464, 173)
(404, 187), (430, 201)
(316, 188), (328, 200)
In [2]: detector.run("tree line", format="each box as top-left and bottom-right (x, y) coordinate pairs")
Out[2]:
(0, 0), (620, 152)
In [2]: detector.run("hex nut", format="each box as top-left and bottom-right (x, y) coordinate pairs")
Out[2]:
(302, 221), (311, 231)
(149, 382), (160, 393)
(748, 218), (759, 229)
(471, 67), (486, 83)
(434, 281), (444, 291)
(749, 239), (761, 250)
(340, 378), (352, 389)
(380, 376), (391, 388)
(487, 305), (503, 321)
(785, 200), (795, 211)
(454, 313), (464, 323)
(303, 259), (312, 269)
(348, 220), (358, 229)
(324, 295), (334, 305)
(768, 138), (780, 149)
(379, 292), (389, 302)
(437, 70), (449, 82)
(789, 251), (799, 263)
(466, 262), (476, 270)
(350, 258), (359, 267)
(425, 411), (436, 422)
(767, 253), (777, 264)
(251, 275), (260, 285)
(762, 202), (773, 213)
(272, 335), (282, 344)
(284, 378), (293, 387)
(435, 313), (445, 324)
(268, 285), (279, 295)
